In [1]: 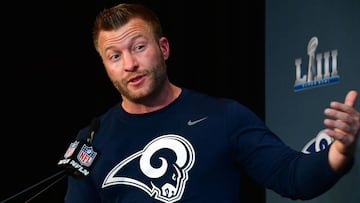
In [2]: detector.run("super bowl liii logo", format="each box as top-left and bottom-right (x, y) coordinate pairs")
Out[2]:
(294, 36), (340, 92)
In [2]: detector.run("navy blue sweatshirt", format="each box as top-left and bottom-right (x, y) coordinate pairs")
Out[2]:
(65, 88), (349, 202)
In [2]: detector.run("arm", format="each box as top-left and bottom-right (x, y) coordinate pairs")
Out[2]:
(324, 90), (360, 173)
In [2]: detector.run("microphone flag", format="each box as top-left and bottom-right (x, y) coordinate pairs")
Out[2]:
(57, 139), (98, 177)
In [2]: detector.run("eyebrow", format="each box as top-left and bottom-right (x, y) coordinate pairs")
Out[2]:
(103, 33), (146, 54)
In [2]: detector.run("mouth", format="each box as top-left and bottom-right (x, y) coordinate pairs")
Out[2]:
(128, 74), (145, 85)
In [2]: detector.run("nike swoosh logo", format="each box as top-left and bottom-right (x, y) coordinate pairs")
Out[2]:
(187, 117), (208, 126)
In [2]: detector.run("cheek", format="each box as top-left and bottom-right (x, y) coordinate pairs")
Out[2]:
(104, 64), (122, 78)
(144, 46), (164, 60)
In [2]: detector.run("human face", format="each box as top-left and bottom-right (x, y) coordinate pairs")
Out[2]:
(97, 18), (170, 103)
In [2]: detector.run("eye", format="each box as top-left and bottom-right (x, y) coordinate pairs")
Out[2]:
(110, 53), (121, 61)
(135, 44), (145, 52)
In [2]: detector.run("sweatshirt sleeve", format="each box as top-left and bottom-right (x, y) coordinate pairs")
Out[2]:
(271, 145), (354, 200)
(228, 101), (354, 200)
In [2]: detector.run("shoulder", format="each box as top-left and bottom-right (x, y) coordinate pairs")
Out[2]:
(178, 88), (258, 121)
(182, 88), (247, 109)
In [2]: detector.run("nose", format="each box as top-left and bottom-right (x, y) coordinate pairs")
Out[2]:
(122, 52), (138, 71)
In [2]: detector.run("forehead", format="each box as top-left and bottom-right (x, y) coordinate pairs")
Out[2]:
(98, 18), (152, 46)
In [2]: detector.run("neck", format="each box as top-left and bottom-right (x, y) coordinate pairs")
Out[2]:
(121, 84), (181, 114)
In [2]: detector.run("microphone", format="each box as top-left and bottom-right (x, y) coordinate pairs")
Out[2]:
(0, 170), (67, 203)
(0, 117), (101, 203)
(57, 117), (100, 177)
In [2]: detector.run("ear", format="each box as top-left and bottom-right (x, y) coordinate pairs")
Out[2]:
(159, 37), (170, 60)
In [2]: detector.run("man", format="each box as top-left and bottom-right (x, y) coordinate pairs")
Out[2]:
(64, 3), (360, 202)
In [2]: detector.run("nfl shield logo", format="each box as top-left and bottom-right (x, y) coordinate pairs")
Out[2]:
(77, 144), (97, 167)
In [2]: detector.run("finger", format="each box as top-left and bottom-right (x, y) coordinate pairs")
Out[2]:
(324, 118), (350, 133)
(333, 129), (347, 142)
(324, 91), (357, 136)
(344, 90), (358, 107)
(327, 90), (359, 121)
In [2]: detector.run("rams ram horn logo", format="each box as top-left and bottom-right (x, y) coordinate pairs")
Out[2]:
(102, 134), (195, 203)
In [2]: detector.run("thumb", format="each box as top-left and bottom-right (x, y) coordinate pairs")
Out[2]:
(344, 90), (358, 107)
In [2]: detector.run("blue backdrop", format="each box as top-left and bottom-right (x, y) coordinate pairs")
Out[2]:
(265, 0), (360, 202)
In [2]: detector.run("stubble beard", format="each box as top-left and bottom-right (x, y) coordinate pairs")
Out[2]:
(112, 60), (167, 103)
